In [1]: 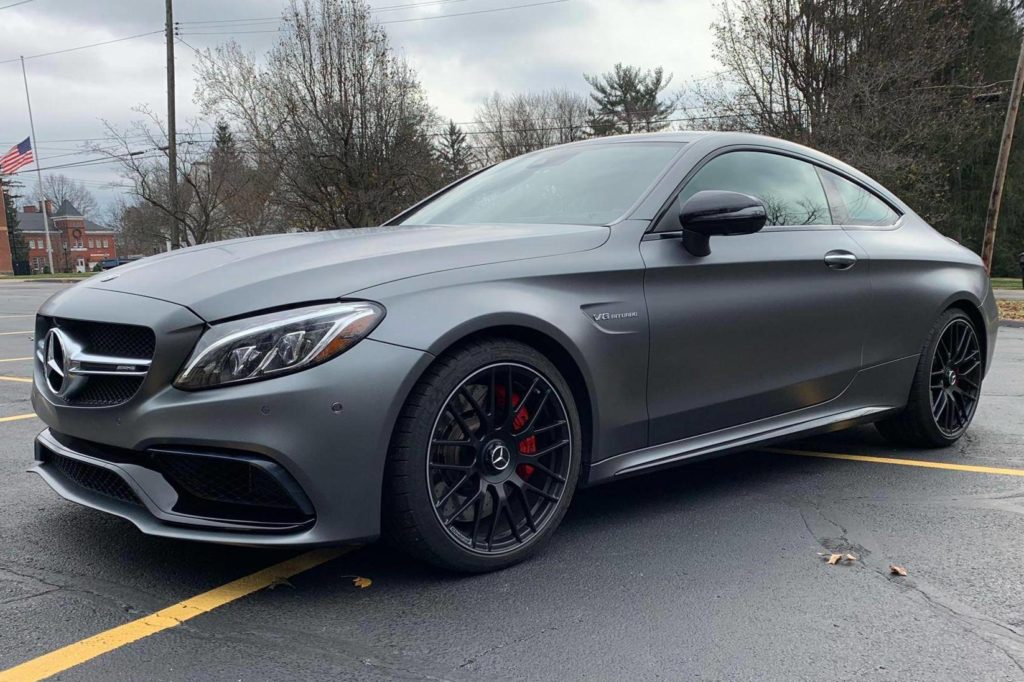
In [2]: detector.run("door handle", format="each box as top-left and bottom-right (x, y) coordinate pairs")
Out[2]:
(824, 250), (857, 270)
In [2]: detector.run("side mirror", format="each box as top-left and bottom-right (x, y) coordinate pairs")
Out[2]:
(677, 190), (767, 257)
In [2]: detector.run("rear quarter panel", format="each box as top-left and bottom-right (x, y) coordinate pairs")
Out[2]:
(843, 217), (994, 370)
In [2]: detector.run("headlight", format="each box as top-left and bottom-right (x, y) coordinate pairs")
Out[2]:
(174, 301), (384, 390)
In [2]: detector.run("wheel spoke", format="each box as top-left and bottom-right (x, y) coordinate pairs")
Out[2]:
(429, 461), (473, 471)
(505, 377), (540, 430)
(432, 439), (472, 448)
(446, 403), (479, 443)
(488, 367), (497, 420)
(515, 485), (538, 532)
(470, 495), (483, 548)
(486, 486), (503, 551)
(952, 391), (969, 427)
(435, 472), (472, 510)
(958, 376), (979, 391)
(931, 391), (947, 420)
(953, 323), (971, 362)
(522, 480), (559, 503)
(959, 359), (981, 376)
(955, 347), (980, 367)
(445, 487), (483, 526)
(524, 438), (570, 459)
(524, 459), (566, 483)
(460, 387), (490, 432)
(534, 419), (567, 436)
(503, 503), (524, 544)
(516, 388), (551, 436)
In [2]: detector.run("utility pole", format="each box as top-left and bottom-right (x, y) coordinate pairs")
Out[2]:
(20, 57), (54, 275)
(981, 36), (1024, 274)
(165, 0), (180, 250)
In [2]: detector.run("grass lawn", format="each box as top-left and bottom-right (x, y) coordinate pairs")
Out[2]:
(992, 277), (1022, 290)
(0, 272), (94, 280)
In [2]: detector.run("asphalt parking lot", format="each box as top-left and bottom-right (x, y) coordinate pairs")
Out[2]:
(2, 282), (1024, 681)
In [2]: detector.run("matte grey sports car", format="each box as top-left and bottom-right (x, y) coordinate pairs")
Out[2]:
(31, 132), (998, 572)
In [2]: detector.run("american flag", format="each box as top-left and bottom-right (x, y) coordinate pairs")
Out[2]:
(0, 138), (34, 175)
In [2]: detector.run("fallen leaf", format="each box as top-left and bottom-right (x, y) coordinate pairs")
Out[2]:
(352, 576), (373, 589)
(845, 554), (858, 562)
(827, 554), (842, 565)
(889, 565), (908, 577)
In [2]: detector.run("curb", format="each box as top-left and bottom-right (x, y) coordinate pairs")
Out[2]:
(999, 320), (1024, 328)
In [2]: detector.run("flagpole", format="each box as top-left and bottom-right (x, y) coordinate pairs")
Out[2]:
(20, 56), (54, 275)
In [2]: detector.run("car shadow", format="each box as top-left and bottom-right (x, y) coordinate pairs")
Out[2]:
(21, 425), (892, 593)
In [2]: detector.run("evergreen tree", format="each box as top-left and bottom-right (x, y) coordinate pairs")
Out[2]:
(585, 64), (677, 136)
(437, 120), (475, 183)
(3, 181), (28, 266)
(213, 119), (239, 160)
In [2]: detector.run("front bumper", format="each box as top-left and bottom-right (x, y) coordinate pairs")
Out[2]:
(31, 287), (432, 546)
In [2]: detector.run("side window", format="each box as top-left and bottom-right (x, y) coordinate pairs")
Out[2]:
(677, 151), (831, 227)
(820, 169), (900, 227)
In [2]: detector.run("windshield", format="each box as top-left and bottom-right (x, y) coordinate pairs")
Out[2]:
(399, 142), (682, 226)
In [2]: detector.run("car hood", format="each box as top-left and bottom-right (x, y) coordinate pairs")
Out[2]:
(83, 223), (609, 321)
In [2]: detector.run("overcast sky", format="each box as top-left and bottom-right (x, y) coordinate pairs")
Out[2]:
(0, 0), (720, 213)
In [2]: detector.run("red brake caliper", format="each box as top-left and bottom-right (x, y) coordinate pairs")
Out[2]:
(496, 385), (536, 480)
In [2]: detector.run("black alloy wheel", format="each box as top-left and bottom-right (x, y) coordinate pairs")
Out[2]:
(876, 308), (983, 448)
(928, 317), (982, 438)
(428, 363), (572, 554)
(384, 339), (581, 572)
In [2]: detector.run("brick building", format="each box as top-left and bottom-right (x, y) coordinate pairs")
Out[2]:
(19, 199), (117, 273)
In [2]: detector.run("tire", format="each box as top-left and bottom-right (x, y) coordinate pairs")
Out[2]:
(875, 308), (983, 448)
(383, 338), (582, 572)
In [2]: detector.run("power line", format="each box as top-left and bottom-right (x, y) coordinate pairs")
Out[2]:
(382, 0), (567, 24)
(0, 29), (164, 65)
(0, 0), (34, 9)
(177, 0), (481, 26)
(176, 0), (570, 35)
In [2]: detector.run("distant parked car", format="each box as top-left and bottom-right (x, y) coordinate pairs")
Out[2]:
(99, 257), (140, 270)
(30, 132), (998, 572)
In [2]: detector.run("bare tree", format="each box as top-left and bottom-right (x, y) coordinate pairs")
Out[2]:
(36, 174), (99, 216)
(91, 108), (245, 246)
(686, 0), (988, 232)
(472, 89), (589, 163)
(196, 0), (443, 229)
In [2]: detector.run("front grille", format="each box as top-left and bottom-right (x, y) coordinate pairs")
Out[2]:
(47, 452), (142, 506)
(38, 316), (155, 408)
(53, 318), (155, 359)
(68, 376), (144, 407)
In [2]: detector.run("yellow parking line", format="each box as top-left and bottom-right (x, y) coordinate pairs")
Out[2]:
(0, 357), (32, 363)
(765, 447), (1024, 477)
(0, 331), (31, 336)
(0, 413), (36, 423)
(0, 547), (352, 682)
(0, 376), (31, 383)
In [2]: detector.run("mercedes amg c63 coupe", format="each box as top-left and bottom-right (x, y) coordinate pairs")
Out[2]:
(31, 132), (998, 571)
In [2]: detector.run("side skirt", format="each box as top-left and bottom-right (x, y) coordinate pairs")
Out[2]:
(585, 354), (918, 485)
